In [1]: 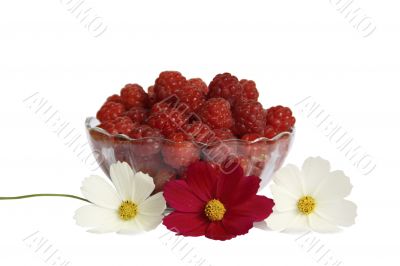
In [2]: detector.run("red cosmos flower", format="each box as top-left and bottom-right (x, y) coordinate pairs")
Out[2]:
(162, 161), (274, 241)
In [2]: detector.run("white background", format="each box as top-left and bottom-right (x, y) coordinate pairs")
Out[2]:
(0, 0), (399, 265)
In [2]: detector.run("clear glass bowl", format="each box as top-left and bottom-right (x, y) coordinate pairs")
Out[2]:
(85, 117), (295, 192)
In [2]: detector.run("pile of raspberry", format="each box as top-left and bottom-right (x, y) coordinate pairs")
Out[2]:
(95, 71), (295, 189)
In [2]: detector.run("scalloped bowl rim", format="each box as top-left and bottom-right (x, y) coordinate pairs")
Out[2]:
(85, 117), (295, 145)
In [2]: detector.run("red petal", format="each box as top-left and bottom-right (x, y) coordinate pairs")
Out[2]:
(185, 161), (218, 202)
(222, 213), (254, 236)
(216, 164), (243, 204)
(163, 212), (208, 236)
(163, 180), (205, 212)
(205, 222), (236, 241)
(228, 175), (260, 206)
(230, 195), (275, 222)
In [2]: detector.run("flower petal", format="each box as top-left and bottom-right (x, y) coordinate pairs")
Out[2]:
(138, 192), (166, 216)
(301, 157), (331, 195)
(266, 211), (298, 231)
(222, 214), (254, 236)
(272, 164), (304, 198)
(313, 170), (352, 202)
(132, 172), (155, 204)
(316, 199), (357, 226)
(117, 218), (143, 234)
(308, 213), (339, 233)
(285, 214), (309, 232)
(110, 162), (135, 200)
(135, 213), (164, 231)
(163, 212), (208, 236)
(163, 180), (205, 212)
(216, 165), (243, 204)
(185, 162), (218, 202)
(270, 184), (298, 212)
(229, 195), (274, 221)
(74, 205), (123, 233)
(206, 222), (236, 241)
(229, 175), (261, 206)
(80, 175), (121, 209)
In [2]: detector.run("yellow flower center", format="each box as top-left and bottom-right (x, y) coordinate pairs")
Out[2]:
(204, 199), (226, 221)
(297, 196), (316, 215)
(118, 201), (138, 221)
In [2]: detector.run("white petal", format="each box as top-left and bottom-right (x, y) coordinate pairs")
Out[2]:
(317, 200), (357, 227)
(139, 192), (166, 216)
(110, 162), (135, 200)
(74, 205), (123, 233)
(313, 170), (352, 202)
(301, 157), (331, 195)
(308, 213), (339, 233)
(270, 184), (297, 212)
(117, 218), (143, 234)
(266, 211), (298, 231)
(285, 214), (309, 232)
(135, 213), (164, 231)
(272, 164), (304, 198)
(132, 172), (155, 204)
(80, 175), (121, 209)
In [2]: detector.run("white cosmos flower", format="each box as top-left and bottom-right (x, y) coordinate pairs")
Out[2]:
(74, 162), (166, 234)
(266, 157), (357, 233)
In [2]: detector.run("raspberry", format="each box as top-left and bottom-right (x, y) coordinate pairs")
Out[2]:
(162, 132), (200, 169)
(198, 98), (234, 129)
(208, 73), (242, 106)
(148, 85), (157, 106)
(183, 121), (214, 144)
(175, 84), (206, 112)
(147, 108), (189, 136)
(132, 153), (164, 178)
(96, 101), (126, 122)
(154, 167), (177, 193)
(264, 125), (278, 139)
(127, 125), (163, 156)
(234, 100), (265, 136)
(213, 128), (235, 141)
(239, 79), (259, 101)
(106, 94), (123, 103)
(239, 133), (269, 160)
(98, 116), (136, 135)
(120, 83), (149, 109)
(265, 105), (296, 136)
(124, 107), (148, 124)
(241, 133), (263, 142)
(154, 71), (187, 101)
(188, 78), (208, 95)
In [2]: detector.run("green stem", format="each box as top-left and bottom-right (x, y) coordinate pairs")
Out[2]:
(0, 194), (90, 203)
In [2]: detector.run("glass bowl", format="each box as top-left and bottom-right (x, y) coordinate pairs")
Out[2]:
(85, 117), (295, 192)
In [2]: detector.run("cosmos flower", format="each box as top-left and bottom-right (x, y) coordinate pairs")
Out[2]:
(162, 161), (274, 240)
(74, 162), (166, 234)
(266, 157), (357, 232)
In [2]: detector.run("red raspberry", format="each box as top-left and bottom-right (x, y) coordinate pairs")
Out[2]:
(265, 105), (296, 135)
(208, 73), (242, 106)
(264, 125), (278, 139)
(175, 84), (206, 112)
(120, 84), (149, 109)
(127, 125), (163, 156)
(188, 78), (208, 95)
(239, 79), (259, 101)
(154, 71), (187, 101)
(239, 133), (269, 160)
(106, 94), (123, 103)
(241, 133), (263, 142)
(96, 101), (126, 122)
(148, 85), (157, 106)
(153, 166), (177, 193)
(162, 132), (200, 169)
(198, 98), (234, 129)
(183, 121), (214, 144)
(147, 108), (189, 136)
(213, 128), (235, 141)
(234, 100), (265, 136)
(98, 116), (136, 135)
(124, 107), (148, 124)
(132, 153), (164, 178)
